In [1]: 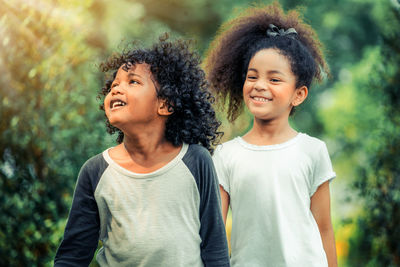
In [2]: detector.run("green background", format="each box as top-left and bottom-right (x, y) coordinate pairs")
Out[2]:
(1, 0), (399, 266)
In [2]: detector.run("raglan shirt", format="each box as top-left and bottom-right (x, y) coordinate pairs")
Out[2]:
(54, 143), (230, 267)
(213, 133), (336, 267)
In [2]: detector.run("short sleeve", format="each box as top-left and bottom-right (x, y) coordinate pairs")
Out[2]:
(212, 145), (230, 194)
(310, 142), (336, 196)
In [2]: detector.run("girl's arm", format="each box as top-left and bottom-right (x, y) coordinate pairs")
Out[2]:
(219, 185), (230, 225)
(310, 181), (338, 267)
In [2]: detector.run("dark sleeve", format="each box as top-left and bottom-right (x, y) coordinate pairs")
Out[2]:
(183, 145), (230, 267)
(54, 154), (108, 267)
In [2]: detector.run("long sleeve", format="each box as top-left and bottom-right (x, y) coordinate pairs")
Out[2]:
(54, 154), (107, 266)
(183, 145), (231, 267)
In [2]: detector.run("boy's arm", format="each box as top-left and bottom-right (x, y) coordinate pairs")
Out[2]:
(54, 159), (103, 267)
(198, 153), (230, 266)
(183, 146), (230, 266)
(310, 181), (338, 267)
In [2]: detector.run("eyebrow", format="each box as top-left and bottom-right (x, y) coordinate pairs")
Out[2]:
(247, 68), (258, 73)
(267, 70), (284, 75)
(110, 72), (143, 86)
(127, 72), (143, 79)
(248, 68), (285, 75)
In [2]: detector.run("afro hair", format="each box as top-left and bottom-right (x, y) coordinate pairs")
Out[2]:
(204, 2), (329, 121)
(99, 34), (223, 153)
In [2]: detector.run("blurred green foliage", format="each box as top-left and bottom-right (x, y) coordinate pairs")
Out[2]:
(0, 0), (112, 265)
(0, 0), (399, 266)
(320, 1), (400, 265)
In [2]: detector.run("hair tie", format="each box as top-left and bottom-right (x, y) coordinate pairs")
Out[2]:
(266, 24), (297, 38)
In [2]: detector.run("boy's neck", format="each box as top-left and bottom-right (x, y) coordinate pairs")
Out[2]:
(108, 124), (182, 173)
(123, 131), (178, 156)
(242, 117), (297, 146)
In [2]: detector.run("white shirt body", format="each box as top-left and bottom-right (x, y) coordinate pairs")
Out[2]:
(213, 133), (336, 267)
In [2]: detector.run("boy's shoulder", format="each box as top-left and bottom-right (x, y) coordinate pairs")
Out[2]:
(79, 151), (109, 177)
(72, 151), (109, 193)
(184, 143), (212, 162)
(182, 144), (216, 183)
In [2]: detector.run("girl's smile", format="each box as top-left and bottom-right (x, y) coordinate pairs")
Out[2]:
(243, 48), (306, 122)
(250, 95), (273, 103)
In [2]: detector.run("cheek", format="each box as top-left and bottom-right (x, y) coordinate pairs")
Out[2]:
(104, 94), (112, 112)
(275, 87), (293, 99)
(104, 95), (109, 107)
(242, 83), (253, 103)
(242, 83), (250, 95)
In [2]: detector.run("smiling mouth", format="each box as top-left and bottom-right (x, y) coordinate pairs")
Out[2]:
(251, 96), (272, 102)
(110, 100), (126, 110)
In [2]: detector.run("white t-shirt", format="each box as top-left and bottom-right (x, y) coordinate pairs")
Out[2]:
(213, 133), (336, 267)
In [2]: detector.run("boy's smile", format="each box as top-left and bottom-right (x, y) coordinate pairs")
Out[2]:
(110, 99), (126, 110)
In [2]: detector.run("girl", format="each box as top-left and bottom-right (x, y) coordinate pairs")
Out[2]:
(205, 3), (337, 267)
(54, 35), (230, 267)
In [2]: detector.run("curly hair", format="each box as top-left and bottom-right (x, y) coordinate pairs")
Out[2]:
(204, 2), (329, 121)
(98, 34), (222, 154)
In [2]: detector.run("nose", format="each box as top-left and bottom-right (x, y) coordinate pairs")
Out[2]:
(110, 84), (123, 95)
(254, 79), (267, 91)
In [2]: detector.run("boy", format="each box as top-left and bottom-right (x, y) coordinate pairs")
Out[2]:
(54, 35), (230, 267)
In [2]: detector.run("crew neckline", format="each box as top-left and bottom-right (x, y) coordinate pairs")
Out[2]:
(236, 133), (304, 151)
(103, 143), (188, 178)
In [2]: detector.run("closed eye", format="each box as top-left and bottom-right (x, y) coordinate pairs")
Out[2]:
(270, 78), (281, 82)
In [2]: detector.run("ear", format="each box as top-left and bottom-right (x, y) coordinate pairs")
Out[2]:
(157, 99), (174, 116)
(292, 86), (308, 107)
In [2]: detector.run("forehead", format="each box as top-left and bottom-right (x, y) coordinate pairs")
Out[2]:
(114, 63), (152, 79)
(249, 48), (292, 73)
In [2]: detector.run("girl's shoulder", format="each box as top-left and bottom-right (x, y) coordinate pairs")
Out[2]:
(214, 133), (329, 157)
(214, 137), (243, 154)
(296, 134), (333, 163)
(297, 133), (327, 151)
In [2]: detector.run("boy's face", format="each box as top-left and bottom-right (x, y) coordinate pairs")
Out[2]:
(104, 63), (167, 130)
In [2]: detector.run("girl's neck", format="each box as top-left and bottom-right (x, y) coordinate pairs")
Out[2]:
(242, 117), (298, 146)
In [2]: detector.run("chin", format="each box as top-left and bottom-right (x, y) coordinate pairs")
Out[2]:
(248, 109), (268, 118)
(253, 116), (272, 121)
(251, 112), (274, 121)
(106, 115), (120, 128)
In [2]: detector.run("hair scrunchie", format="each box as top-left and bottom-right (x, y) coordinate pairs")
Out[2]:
(266, 24), (297, 38)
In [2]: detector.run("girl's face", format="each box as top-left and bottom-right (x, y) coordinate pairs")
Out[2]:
(243, 48), (307, 122)
(104, 63), (165, 130)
